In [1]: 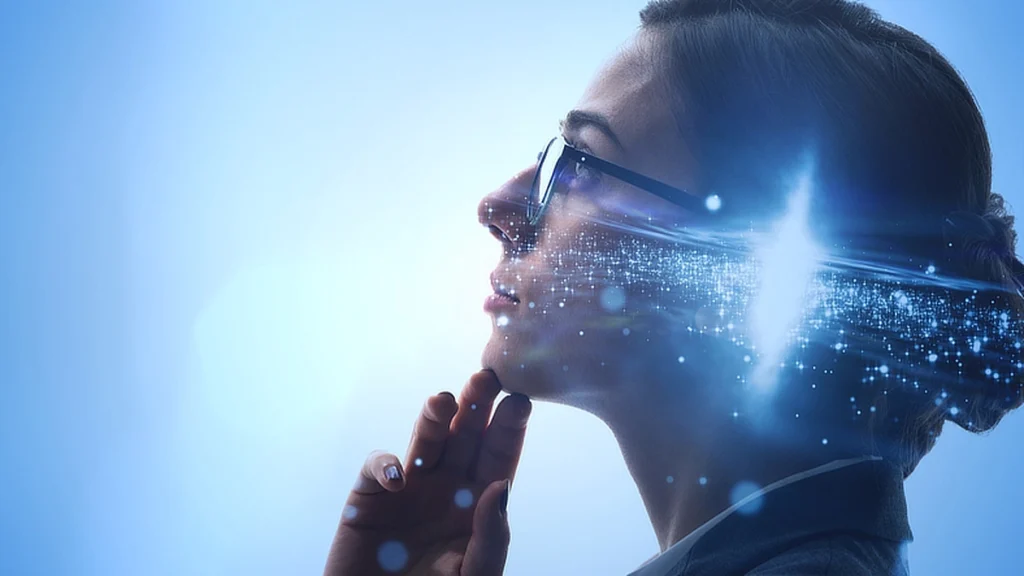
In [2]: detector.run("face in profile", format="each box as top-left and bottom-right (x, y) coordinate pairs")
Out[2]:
(477, 23), (1024, 444)
(477, 31), (713, 408)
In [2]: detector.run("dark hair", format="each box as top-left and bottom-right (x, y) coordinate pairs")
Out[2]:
(639, 0), (1023, 476)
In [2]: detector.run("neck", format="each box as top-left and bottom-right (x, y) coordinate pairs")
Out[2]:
(597, 385), (834, 552)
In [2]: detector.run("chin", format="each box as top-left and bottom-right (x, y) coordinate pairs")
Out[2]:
(480, 330), (605, 406)
(480, 333), (551, 399)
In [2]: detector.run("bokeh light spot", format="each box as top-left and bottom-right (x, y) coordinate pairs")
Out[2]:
(454, 488), (474, 509)
(730, 481), (764, 515)
(378, 541), (409, 573)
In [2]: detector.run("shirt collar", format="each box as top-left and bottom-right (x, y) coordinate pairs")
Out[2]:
(629, 457), (912, 576)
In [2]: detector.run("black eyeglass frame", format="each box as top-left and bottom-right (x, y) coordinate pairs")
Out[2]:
(527, 136), (719, 226)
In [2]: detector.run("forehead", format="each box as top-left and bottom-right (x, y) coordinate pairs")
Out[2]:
(574, 32), (679, 152)
(573, 30), (692, 185)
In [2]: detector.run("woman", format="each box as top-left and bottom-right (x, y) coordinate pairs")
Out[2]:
(325, 0), (1024, 574)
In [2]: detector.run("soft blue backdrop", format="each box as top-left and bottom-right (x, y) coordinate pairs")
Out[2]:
(1, 1), (1021, 574)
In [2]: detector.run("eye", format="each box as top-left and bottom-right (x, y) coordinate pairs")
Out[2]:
(563, 138), (601, 190)
(574, 161), (591, 179)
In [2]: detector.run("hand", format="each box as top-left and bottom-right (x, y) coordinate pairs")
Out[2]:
(324, 370), (532, 575)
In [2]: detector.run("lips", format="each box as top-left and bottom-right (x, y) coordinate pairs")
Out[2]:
(490, 273), (521, 304)
(486, 272), (522, 314)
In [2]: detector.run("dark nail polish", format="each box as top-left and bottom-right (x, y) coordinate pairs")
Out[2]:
(500, 480), (510, 515)
(384, 465), (401, 482)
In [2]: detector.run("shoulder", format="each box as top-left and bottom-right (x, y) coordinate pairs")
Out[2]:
(745, 533), (910, 576)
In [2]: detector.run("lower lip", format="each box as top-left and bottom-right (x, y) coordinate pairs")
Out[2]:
(484, 293), (519, 313)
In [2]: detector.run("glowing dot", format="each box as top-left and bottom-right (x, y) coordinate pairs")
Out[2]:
(558, 302), (565, 308)
(599, 286), (626, 311)
(892, 291), (909, 306)
(928, 354), (938, 362)
(973, 340), (982, 353)
(496, 315), (509, 327)
(743, 355), (751, 363)
(985, 368), (992, 376)
(834, 343), (843, 351)
(870, 406), (876, 413)
(821, 438), (829, 445)
(471, 403), (477, 410)
(730, 481), (763, 515)
(378, 541), (409, 573)
(579, 330), (584, 336)
(528, 301), (535, 309)
(623, 328), (631, 336)
(414, 458), (423, 467)
(698, 476), (708, 486)
(454, 488), (474, 509)
(705, 194), (722, 212)
(666, 475), (674, 484)
(342, 505), (358, 521)
(879, 365), (889, 375)
(927, 264), (936, 274)
(950, 406), (961, 416)
(677, 356), (686, 363)
(732, 411), (739, 418)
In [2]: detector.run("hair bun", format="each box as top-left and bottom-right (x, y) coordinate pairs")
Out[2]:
(982, 193), (1018, 260)
(935, 193), (1024, 435)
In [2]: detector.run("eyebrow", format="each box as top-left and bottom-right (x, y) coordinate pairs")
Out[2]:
(560, 109), (625, 151)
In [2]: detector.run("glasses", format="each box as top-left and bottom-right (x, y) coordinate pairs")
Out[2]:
(526, 136), (722, 226)
(526, 136), (1024, 297)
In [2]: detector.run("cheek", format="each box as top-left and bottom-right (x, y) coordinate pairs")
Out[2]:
(510, 208), (662, 338)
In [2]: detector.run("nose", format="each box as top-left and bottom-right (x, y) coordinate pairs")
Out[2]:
(477, 163), (538, 252)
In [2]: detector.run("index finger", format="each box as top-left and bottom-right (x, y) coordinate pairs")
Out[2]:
(441, 370), (503, 474)
(404, 391), (458, 475)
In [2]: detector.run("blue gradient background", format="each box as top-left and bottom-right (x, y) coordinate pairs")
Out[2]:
(1, 1), (1021, 574)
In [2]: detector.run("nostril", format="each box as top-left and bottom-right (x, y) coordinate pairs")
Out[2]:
(489, 224), (513, 244)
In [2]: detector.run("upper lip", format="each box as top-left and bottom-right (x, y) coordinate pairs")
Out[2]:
(490, 272), (521, 302)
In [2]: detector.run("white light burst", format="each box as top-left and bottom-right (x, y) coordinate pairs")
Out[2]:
(749, 168), (822, 390)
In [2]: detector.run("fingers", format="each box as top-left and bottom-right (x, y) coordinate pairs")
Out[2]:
(404, 392), (458, 475)
(474, 394), (531, 485)
(443, 370), (503, 474)
(352, 450), (406, 495)
(461, 479), (511, 576)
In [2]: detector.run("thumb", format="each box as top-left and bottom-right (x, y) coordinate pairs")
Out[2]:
(461, 479), (511, 576)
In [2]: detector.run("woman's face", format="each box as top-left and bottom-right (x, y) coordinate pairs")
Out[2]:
(477, 31), (707, 406)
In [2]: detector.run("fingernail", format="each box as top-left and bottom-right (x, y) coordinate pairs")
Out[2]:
(500, 480), (510, 516)
(384, 465), (401, 482)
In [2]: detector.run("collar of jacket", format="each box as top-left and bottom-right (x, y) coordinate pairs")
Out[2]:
(669, 458), (912, 575)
